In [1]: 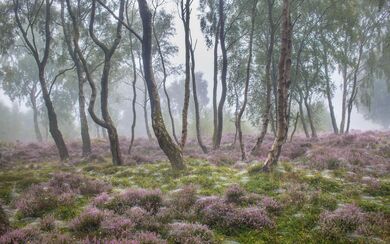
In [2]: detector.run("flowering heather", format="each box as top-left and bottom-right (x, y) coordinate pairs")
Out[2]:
(168, 223), (215, 244)
(235, 207), (274, 230)
(107, 189), (163, 214)
(199, 200), (237, 228)
(40, 214), (56, 232)
(14, 184), (58, 217)
(69, 207), (106, 233)
(261, 196), (282, 214)
(319, 204), (366, 237)
(224, 184), (246, 204)
(91, 192), (112, 208)
(100, 215), (134, 238)
(132, 231), (167, 244)
(0, 228), (39, 244)
(170, 185), (198, 211)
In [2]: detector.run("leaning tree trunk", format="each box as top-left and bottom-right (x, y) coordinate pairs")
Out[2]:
(252, 0), (275, 155)
(15, 0), (69, 160)
(237, 0), (257, 160)
(304, 97), (317, 139)
(137, 0), (185, 170)
(262, 0), (292, 172)
(128, 36), (137, 154)
(215, 0), (228, 149)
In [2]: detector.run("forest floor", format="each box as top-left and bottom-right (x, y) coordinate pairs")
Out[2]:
(0, 131), (389, 243)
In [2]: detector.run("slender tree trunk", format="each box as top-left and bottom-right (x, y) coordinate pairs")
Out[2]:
(340, 64), (348, 134)
(290, 112), (299, 142)
(252, 0), (274, 155)
(15, 0), (69, 160)
(143, 81), (153, 141)
(212, 21), (220, 146)
(215, 0), (228, 149)
(298, 95), (310, 138)
(237, 0), (257, 160)
(262, 0), (292, 172)
(128, 36), (137, 154)
(30, 88), (43, 143)
(61, 1), (91, 156)
(180, 0), (191, 149)
(96, 124), (101, 138)
(138, 0), (185, 170)
(304, 98), (317, 138)
(190, 44), (208, 153)
(323, 45), (338, 134)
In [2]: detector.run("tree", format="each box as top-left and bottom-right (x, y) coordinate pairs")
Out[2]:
(258, 0), (292, 172)
(137, 0), (185, 170)
(13, 0), (69, 160)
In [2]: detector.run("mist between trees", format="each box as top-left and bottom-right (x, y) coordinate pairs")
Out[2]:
(0, 0), (389, 170)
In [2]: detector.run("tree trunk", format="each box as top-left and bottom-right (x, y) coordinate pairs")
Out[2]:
(323, 45), (338, 134)
(262, 0), (292, 172)
(190, 44), (208, 153)
(290, 112), (299, 142)
(137, 0), (185, 171)
(298, 95), (310, 138)
(212, 21), (220, 146)
(214, 0), (228, 149)
(61, 1), (91, 156)
(128, 36), (137, 154)
(252, 0), (274, 155)
(143, 81), (153, 141)
(180, 0), (191, 149)
(30, 87), (43, 143)
(304, 98), (317, 138)
(237, 0), (257, 160)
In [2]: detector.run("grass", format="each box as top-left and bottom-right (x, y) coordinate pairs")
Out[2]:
(0, 157), (389, 243)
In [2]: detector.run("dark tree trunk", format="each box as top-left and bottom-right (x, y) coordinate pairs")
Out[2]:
(179, 0), (191, 149)
(237, 0), (257, 160)
(262, 0), (292, 172)
(61, 1), (91, 156)
(215, 0), (228, 149)
(190, 42), (208, 153)
(290, 112), (299, 142)
(30, 86), (43, 143)
(15, 0), (69, 160)
(323, 44), (338, 134)
(252, 0), (275, 155)
(212, 21), (220, 146)
(304, 98), (317, 138)
(137, 0), (185, 170)
(143, 81), (153, 141)
(128, 36), (137, 154)
(298, 94), (310, 138)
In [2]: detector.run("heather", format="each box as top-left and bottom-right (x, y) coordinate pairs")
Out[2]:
(0, 132), (389, 243)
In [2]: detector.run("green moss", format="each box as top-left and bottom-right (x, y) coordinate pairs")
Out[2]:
(245, 172), (280, 195)
(0, 184), (13, 204)
(54, 197), (88, 220)
(303, 174), (341, 192)
(357, 200), (389, 214)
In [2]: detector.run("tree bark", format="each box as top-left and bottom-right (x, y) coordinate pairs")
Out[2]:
(14, 0), (69, 160)
(29, 84), (43, 143)
(237, 0), (257, 160)
(290, 112), (299, 142)
(262, 0), (292, 172)
(212, 21), (220, 146)
(304, 97), (317, 138)
(137, 0), (185, 171)
(190, 44), (208, 153)
(128, 35), (137, 154)
(252, 0), (274, 155)
(214, 0), (228, 149)
(143, 80), (153, 141)
(61, 0), (91, 156)
(180, 0), (191, 149)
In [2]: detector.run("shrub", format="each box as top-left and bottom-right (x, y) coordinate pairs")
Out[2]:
(69, 207), (106, 233)
(38, 233), (74, 244)
(107, 189), (163, 214)
(261, 196), (282, 214)
(235, 207), (274, 230)
(0, 203), (9, 235)
(170, 185), (197, 211)
(14, 184), (58, 217)
(319, 204), (365, 238)
(168, 223), (214, 244)
(100, 215), (134, 238)
(132, 231), (167, 244)
(199, 200), (237, 228)
(0, 228), (39, 244)
(224, 184), (246, 205)
(91, 192), (111, 208)
(40, 214), (56, 232)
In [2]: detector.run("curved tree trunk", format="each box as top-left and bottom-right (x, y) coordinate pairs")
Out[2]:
(212, 22), (220, 146)
(290, 112), (299, 142)
(137, 0), (185, 171)
(190, 43), (208, 153)
(252, 0), (275, 155)
(15, 0), (69, 160)
(237, 0), (257, 160)
(180, 0), (191, 149)
(214, 0), (228, 149)
(128, 36), (137, 154)
(262, 0), (292, 172)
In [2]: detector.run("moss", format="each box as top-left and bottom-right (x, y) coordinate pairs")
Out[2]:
(357, 200), (389, 214)
(0, 184), (13, 204)
(245, 172), (280, 195)
(54, 197), (88, 220)
(303, 174), (341, 192)
(366, 181), (390, 197)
